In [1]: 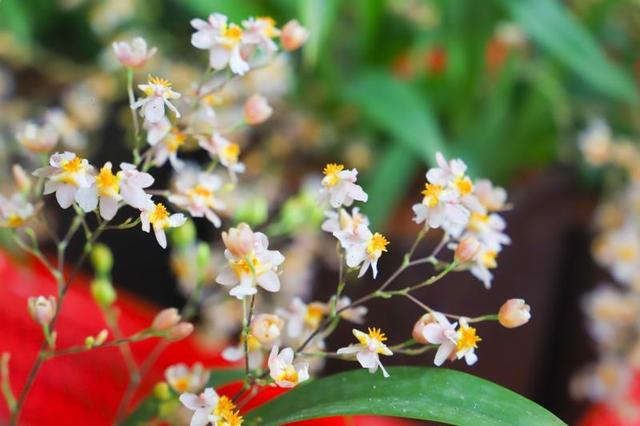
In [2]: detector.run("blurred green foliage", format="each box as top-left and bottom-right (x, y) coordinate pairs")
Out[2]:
(1, 0), (639, 228)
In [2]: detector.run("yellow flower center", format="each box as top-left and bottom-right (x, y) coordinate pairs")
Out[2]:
(62, 157), (82, 173)
(189, 185), (214, 200)
(222, 24), (244, 47)
(149, 203), (170, 227)
(454, 175), (474, 196)
(421, 183), (443, 208)
(304, 304), (324, 329)
(246, 333), (261, 352)
(214, 396), (236, 418)
(96, 165), (121, 196)
(468, 212), (489, 232)
(481, 250), (498, 268)
(167, 130), (187, 153)
(617, 245), (637, 262)
(149, 75), (171, 88)
(367, 327), (387, 343)
(173, 377), (190, 393)
(258, 16), (278, 37)
(367, 233), (389, 255)
(277, 365), (299, 384)
(230, 255), (260, 277)
(457, 325), (481, 352)
(322, 163), (344, 187)
(6, 214), (24, 228)
(222, 143), (241, 163)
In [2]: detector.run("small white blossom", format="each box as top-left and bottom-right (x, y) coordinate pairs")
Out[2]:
(250, 313), (285, 346)
(216, 223), (284, 299)
(140, 201), (187, 249)
(131, 75), (181, 123)
(323, 208), (371, 248)
(276, 297), (326, 339)
(342, 229), (389, 279)
(165, 362), (210, 393)
(191, 13), (250, 75)
(0, 193), (34, 228)
(143, 116), (171, 146)
(420, 312), (458, 366)
(198, 133), (246, 182)
(474, 179), (508, 212)
(465, 211), (510, 251)
(16, 121), (59, 153)
(318, 163), (368, 209)
(169, 168), (226, 227)
(579, 119), (612, 166)
(153, 128), (187, 170)
(242, 17), (279, 57)
(33, 152), (95, 210)
(112, 37), (157, 68)
(280, 20), (309, 51)
(179, 387), (218, 426)
(337, 328), (393, 378)
(268, 346), (309, 388)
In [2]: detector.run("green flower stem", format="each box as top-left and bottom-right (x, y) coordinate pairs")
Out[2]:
(126, 68), (143, 165)
(1, 353), (16, 413)
(46, 332), (155, 358)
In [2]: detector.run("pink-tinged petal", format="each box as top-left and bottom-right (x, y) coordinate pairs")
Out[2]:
(179, 393), (202, 410)
(202, 388), (218, 405)
(143, 97), (165, 123)
(426, 168), (447, 185)
(204, 209), (221, 227)
(127, 171), (154, 188)
(279, 347), (294, 365)
(56, 184), (77, 209)
(423, 323), (445, 344)
(230, 283), (257, 299)
(216, 266), (238, 286)
(99, 196), (119, 221)
(191, 29), (214, 50)
(191, 408), (210, 426)
(121, 186), (149, 209)
(209, 45), (230, 70)
(434, 341), (455, 366)
(345, 247), (366, 268)
(256, 270), (280, 293)
(75, 186), (98, 213)
(44, 180), (61, 195)
(349, 184), (368, 203)
(356, 350), (378, 369)
(33, 166), (56, 178)
(229, 47), (249, 75)
(190, 18), (209, 30)
(154, 228), (167, 249)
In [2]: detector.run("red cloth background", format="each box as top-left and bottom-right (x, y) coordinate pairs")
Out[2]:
(0, 252), (412, 425)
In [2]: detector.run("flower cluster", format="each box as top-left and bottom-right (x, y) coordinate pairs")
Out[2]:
(573, 120), (640, 414)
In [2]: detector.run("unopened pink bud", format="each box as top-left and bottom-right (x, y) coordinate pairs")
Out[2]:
(244, 94), (273, 125)
(281, 20), (309, 51)
(411, 313), (436, 344)
(251, 314), (284, 345)
(222, 223), (256, 257)
(27, 296), (56, 326)
(12, 164), (31, 192)
(454, 236), (480, 263)
(498, 298), (531, 328)
(152, 308), (181, 331)
(168, 322), (194, 341)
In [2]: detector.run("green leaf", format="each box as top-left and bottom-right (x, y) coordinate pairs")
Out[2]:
(362, 144), (418, 230)
(500, 0), (638, 104)
(345, 70), (446, 164)
(243, 367), (565, 426)
(298, 0), (340, 68)
(179, 0), (265, 22)
(123, 368), (244, 425)
(0, 0), (32, 45)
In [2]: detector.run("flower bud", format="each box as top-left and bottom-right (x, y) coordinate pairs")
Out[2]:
(90, 278), (117, 307)
(27, 296), (56, 327)
(168, 322), (194, 341)
(152, 308), (182, 331)
(222, 223), (256, 257)
(85, 336), (95, 348)
(95, 329), (109, 346)
(244, 94), (273, 125)
(454, 236), (480, 264)
(498, 298), (531, 328)
(170, 218), (197, 249)
(250, 314), (284, 346)
(196, 242), (211, 271)
(112, 37), (157, 68)
(412, 313), (436, 344)
(12, 164), (31, 193)
(281, 20), (309, 51)
(154, 382), (171, 401)
(91, 243), (114, 275)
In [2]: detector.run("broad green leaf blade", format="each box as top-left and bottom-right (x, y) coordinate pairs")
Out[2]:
(123, 368), (244, 425)
(244, 367), (565, 426)
(362, 144), (418, 230)
(344, 70), (447, 164)
(500, 0), (638, 104)
(299, 0), (340, 68)
(179, 0), (265, 22)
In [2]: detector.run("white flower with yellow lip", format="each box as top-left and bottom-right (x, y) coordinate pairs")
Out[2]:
(112, 37), (157, 69)
(427, 152), (483, 213)
(342, 228), (389, 279)
(412, 182), (468, 234)
(323, 207), (370, 247)
(419, 312), (458, 366)
(0, 193), (34, 228)
(131, 75), (181, 123)
(169, 167), (226, 227)
(453, 318), (481, 366)
(268, 346), (309, 388)
(579, 119), (612, 166)
(16, 121), (59, 153)
(75, 162), (154, 220)
(34, 151), (95, 210)
(465, 211), (510, 251)
(154, 128), (187, 170)
(250, 313), (285, 346)
(276, 297), (326, 339)
(467, 243), (500, 289)
(191, 13), (250, 75)
(140, 200), (187, 249)
(165, 362), (210, 393)
(216, 223), (284, 299)
(593, 225), (640, 286)
(474, 179), (508, 212)
(198, 133), (246, 182)
(242, 16), (280, 56)
(179, 387), (243, 426)
(318, 163), (368, 209)
(337, 328), (393, 378)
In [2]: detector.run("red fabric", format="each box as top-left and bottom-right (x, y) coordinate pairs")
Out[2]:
(0, 252), (413, 425)
(579, 374), (640, 426)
